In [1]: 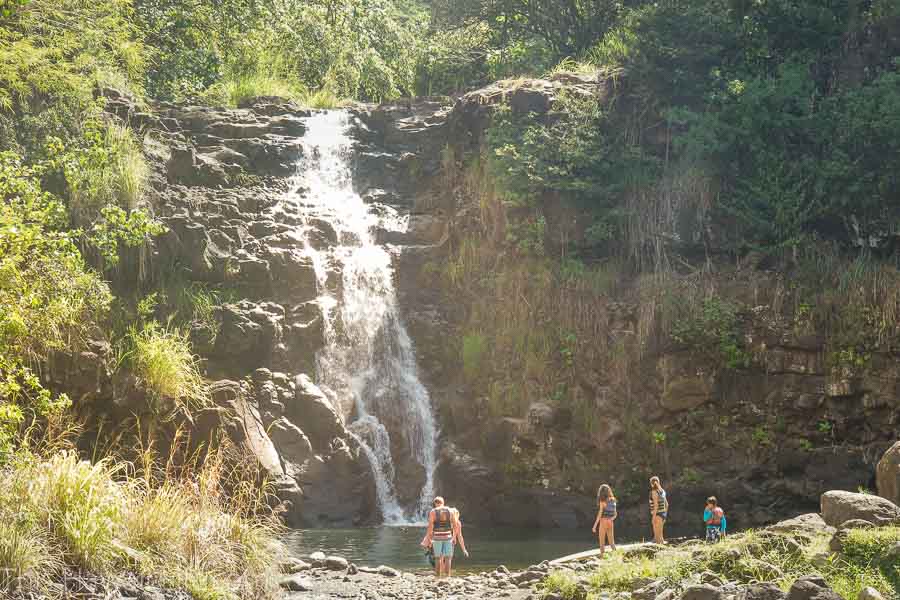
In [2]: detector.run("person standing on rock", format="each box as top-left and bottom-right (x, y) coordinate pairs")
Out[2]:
(592, 484), (618, 557)
(703, 496), (726, 543)
(421, 496), (457, 577)
(649, 476), (668, 544)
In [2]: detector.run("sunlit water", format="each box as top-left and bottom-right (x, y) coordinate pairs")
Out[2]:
(284, 527), (607, 573)
(295, 111), (437, 524)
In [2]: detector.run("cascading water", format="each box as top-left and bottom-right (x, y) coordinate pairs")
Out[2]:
(293, 111), (437, 525)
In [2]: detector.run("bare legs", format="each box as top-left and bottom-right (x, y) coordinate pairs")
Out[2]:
(435, 555), (450, 577)
(597, 520), (617, 557)
(652, 515), (666, 544)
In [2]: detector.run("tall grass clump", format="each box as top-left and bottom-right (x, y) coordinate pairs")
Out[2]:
(202, 71), (307, 108)
(128, 323), (207, 410)
(11, 453), (126, 572)
(0, 448), (282, 599)
(105, 122), (148, 211)
(0, 519), (62, 593)
(66, 121), (148, 225)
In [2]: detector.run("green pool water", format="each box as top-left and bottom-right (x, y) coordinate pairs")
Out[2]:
(283, 526), (645, 573)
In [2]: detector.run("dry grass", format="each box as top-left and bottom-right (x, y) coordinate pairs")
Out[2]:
(0, 439), (281, 600)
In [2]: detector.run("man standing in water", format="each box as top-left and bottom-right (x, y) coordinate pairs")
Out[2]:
(421, 497), (458, 577)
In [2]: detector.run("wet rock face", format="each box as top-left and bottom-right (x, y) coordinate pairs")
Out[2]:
(97, 91), (387, 526)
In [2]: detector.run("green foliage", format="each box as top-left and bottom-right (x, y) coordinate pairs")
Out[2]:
(0, 0), (145, 155)
(590, 0), (738, 108)
(540, 570), (586, 600)
(0, 0), (28, 18)
(751, 426), (773, 448)
(507, 215), (547, 256)
(671, 296), (750, 369)
(430, 0), (624, 58)
(0, 152), (111, 452)
(556, 529), (900, 600)
(462, 332), (487, 382)
(487, 91), (661, 255)
(55, 121), (145, 221)
(839, 527), (900, 595)
(138, 0), (428, 104)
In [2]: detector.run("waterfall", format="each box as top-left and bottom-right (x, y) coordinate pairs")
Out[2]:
(294, 111), (437, 525)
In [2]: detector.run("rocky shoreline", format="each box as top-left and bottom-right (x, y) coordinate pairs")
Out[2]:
(271, 490), (900, 600)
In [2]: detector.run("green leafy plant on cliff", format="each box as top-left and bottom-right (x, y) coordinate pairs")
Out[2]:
(0, 152), (111, 452)
(462, 331), (487, 382)
(486, 92), (661, 233)
(671, 296), (750, 370)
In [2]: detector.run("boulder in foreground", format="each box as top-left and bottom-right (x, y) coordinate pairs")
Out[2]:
(876, 441), (900, 505)
(820, 490), (900, 527)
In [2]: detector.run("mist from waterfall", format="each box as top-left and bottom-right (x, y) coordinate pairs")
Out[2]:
(294, 111), (437, 525)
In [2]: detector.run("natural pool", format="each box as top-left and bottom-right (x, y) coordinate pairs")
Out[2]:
(283, 526), (639, 573)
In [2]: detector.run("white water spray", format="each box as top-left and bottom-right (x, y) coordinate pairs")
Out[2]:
(293, 111), (437, 525)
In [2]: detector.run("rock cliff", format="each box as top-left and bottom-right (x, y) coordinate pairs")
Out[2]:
(352, 75), (900, 533)
(72, 79), (900, 532)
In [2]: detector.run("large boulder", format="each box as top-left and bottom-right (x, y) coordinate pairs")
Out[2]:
(876, 441), (900, 505)
(210, 380), (283, 479)
(768, 513), (835, 536)
(820, 490), (900, 527)
(786, 576), (842, 600)
(288, 375), (345, 449)
(681, 584), (724, 600)
(292, 439), (377, 527)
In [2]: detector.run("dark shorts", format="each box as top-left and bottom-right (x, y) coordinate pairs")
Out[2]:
(655, 512), (667, 521)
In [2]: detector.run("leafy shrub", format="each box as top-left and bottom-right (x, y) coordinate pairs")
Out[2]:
(670, 296), (750, 369)
(0, 152), (111, 451)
